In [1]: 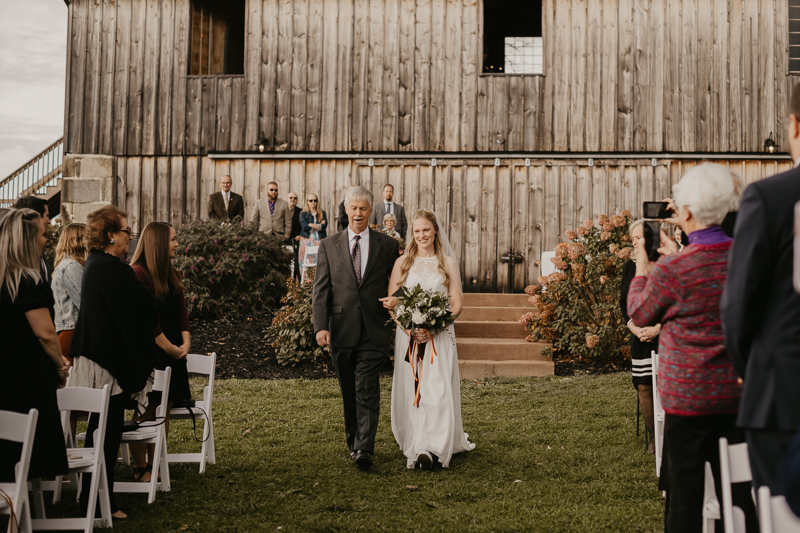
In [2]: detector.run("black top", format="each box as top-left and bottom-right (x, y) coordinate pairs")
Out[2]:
(338, 200), (348, 232)
(70, 249), (158, 394)
(619, 260), (659, 360)
(722, 165), (800, 431)
(0, 275), (68, 480)
(290, 206), (302, 240)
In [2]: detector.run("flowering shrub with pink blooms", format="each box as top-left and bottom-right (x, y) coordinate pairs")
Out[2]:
(174, 219), (292, 319)
(523, 210), (634, 362)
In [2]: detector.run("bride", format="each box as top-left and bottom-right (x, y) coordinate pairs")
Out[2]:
(385, 209), (475, 470)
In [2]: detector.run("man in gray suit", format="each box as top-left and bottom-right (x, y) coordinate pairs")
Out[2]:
(368, 184), (408, 238)
(313, 186), (400, 470)
(252, 181), (292, 241)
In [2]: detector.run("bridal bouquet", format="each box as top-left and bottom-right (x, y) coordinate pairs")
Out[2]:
(393, 283), (455, 335)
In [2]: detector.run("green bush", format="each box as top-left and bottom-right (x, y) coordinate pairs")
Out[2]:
(174, 220), (292, 319)
(522, 211), (633, 363)
(265, 268), (330, 366)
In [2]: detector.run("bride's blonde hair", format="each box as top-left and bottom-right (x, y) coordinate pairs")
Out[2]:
(398, 209), (450, 288)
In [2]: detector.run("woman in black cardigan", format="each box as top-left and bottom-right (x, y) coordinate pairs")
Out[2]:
(619, 219), (660, 454)
(69, 205), (157, 520)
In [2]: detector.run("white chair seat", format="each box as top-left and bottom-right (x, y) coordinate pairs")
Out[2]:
(170, 400), (208, 417)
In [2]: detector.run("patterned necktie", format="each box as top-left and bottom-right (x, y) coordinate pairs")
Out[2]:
(223, 193), (229, 212)
(351, 235), (362, 284)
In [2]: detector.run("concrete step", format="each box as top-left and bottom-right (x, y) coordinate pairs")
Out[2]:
(454, 320), (528, 339)
(456, 338), (550, 361)
(458, 359), (554, 379)
(463, 293), (531, 307)
(458, 306), (529, 322)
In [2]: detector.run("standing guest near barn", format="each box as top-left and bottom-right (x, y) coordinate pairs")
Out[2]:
(299, 193), (328, 271)
(287, 192), (302, 280)
(313, 186), (400, 470)
(69, 205), (158, 520)
(369, 184), (408, 239)
(252, 181), (292, 240)
(51, 223), (88, 362)
(208, 174), (244, 221)
(722, 82), (800, 496)
(13, 195), (52, 282)
(627, 164), (758, 532)
(0, 208), (69, 485)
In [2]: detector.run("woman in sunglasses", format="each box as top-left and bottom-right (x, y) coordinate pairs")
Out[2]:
(299, 194), (328, 277)
(69, 205), (158, 520)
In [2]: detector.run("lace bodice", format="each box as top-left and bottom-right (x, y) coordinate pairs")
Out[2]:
(404, 256), (447, 294)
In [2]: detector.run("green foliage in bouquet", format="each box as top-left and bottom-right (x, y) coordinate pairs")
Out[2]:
(265, 268), (329, 367)
(393, 284), (456, 335)
(173, 220), (292, 319)
(521, 211), (634, 362)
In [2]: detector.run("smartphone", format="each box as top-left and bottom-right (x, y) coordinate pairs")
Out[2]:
(642, 221), (661, 262)
(643, 201), (672, 219)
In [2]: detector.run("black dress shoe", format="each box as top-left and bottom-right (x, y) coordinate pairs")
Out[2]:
(354, 450), (373, 470)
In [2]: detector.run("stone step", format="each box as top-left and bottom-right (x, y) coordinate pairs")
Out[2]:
(456, 338), (550, 361)
(454, 320), (528, 339)
(458, 306), (529, 322)
(462, 293), (531, 307)
(458, 359), (554, 379)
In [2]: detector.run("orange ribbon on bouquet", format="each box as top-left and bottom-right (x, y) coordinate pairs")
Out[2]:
(405, 332), (438, 408)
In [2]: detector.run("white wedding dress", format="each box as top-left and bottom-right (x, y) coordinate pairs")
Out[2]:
(391, 256), (475, 469)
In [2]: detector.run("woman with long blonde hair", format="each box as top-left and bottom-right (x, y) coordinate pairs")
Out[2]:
(52, 223), (88, 360)
(129, 221), (190, 482)
(386, 209), (474, 470)
(0, 208), (69, 483)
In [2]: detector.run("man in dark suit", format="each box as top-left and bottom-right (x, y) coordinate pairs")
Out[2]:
(368, 184), (408, 238)
(287, 191), (301, 280)
(207, 175), (244, 220)
(721, 82), (800, 495)
(313, 186), (400, 470)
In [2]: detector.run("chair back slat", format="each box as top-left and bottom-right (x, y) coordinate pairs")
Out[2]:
(726, 442), (752, 484)
(0, 409), (37, 443)
(186, 353), (215, 376)
(58, 385), (110, 414)
(758, 486), (800, 533)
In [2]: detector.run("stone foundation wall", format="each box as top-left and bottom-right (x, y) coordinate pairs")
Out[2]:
(60, 154), (115, 223)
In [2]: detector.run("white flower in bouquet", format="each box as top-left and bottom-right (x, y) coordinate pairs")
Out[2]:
(396, 305), (406, 317)
(411, 309), (426, 325)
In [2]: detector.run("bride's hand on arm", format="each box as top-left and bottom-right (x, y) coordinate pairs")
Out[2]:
(445, 256), (462, 317)
(381, 257), (406, 312)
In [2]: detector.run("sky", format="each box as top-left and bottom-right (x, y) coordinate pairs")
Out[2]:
(0, 0), (68, 179)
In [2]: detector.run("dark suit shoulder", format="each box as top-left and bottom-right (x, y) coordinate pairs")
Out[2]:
(746, 165), (800, 200)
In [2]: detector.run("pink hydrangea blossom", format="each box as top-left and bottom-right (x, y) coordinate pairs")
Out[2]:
(568, 242), (586, 261)
(518, 312), (537, 326)
(611, 215), (626, 228)
(524, 284), (538, 295)
(609, 244), (619, 253)
(600, 275), (609, 284)
(547, 272), (566, 284)
(583, 219), (594, 229)
(616, 247), (633, 259)
(598, 214), (610, 225)
(603, 223), (614, 232)
(622, 209), (632, 218)
(537, 275), (548, 286)
(555, 243), (569, 259)
(600, 231), (611, 241)
(576, 226), (589, 237)
(565, 230), (578, 241)
(586, 335), (600, 348)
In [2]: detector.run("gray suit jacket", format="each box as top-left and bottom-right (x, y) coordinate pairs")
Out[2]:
(312, 229), (400, 348)
(369, 202), (407, 238)
(252, 197), (292, 240)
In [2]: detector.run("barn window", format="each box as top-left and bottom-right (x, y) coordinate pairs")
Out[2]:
(483, 0), (543, 74)
(791, 0), (800, 73)
(189, 0), (245, 76)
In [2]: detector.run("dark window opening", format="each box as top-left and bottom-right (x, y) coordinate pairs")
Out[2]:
(189, 0), (245, 75)
(791, 0), (800, 73)
(483, 0), (543, 74)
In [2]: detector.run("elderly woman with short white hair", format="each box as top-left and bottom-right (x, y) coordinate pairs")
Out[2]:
(626, 162), (758, 532)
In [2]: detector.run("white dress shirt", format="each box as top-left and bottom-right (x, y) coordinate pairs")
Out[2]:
(347, 226), (370, 279)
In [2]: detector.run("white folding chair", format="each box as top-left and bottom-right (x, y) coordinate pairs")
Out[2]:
(703, 461), (722, 533)
(0, 409), (38, 533)
(301, 245), (319, 282)
(31, 384), (112, 533)
(651, 350), (665, 478)
(719, 437), (753, 533)
(758, 485), (800, 533)
(114, 368), (172, 503)
(167, 353), (217, 473)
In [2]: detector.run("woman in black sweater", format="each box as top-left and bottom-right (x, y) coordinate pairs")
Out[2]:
(619, 219), (660, 454)
(69, 205), (157, 520)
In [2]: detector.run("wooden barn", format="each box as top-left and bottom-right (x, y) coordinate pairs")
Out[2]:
(58, 0), (796, 292)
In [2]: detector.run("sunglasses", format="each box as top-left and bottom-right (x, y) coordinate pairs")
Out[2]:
(118, 228), (132, 237)
(308, 199), (318, 203)
(269, 188), (278, 192)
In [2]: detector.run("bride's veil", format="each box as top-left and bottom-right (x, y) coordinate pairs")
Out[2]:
(430, 211), (463, 296)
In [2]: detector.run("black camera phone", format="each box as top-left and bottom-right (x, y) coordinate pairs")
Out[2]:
(642, 221), (661, 262)
(643, 201), (673, 220)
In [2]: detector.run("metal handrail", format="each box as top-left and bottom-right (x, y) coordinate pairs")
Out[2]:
(0, 138), (63, 206)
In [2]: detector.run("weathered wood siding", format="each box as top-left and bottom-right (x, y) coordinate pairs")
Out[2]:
(65, 0), (798, 157)
(114, 154), (793, 291)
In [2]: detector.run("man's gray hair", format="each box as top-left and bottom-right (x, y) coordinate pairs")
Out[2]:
(673, 163), (734, 226)
(344, 186), (373, 208)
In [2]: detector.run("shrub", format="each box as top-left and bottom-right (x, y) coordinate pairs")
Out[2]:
(265, 268), (330, 366)
(173, 220), (292, 319)
(522, 211), (633, 363)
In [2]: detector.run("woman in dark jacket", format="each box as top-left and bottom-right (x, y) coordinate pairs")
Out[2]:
(0, 208), (69, 482)
(69, 205), (158, 520)
(619, 219), (659, 455)
(129, 222), (191, 482)
(298, 193), (327, 271)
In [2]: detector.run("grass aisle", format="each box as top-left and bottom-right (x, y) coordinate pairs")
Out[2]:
(74, 373), (664, 532)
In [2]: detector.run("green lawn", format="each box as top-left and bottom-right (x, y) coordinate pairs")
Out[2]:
(50, 373), (665, 532)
